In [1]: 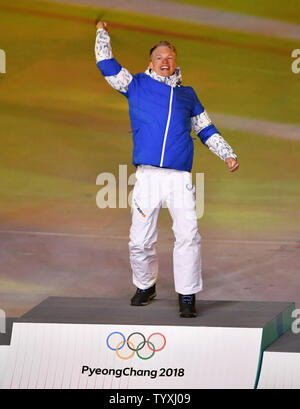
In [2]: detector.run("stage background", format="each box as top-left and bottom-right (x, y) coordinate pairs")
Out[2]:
(0, 0), (299, 317)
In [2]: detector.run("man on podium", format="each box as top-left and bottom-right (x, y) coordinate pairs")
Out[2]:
(95, 21), (239, 317)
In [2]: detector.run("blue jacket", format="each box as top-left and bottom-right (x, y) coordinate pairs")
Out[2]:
(97, 59), (219, 172)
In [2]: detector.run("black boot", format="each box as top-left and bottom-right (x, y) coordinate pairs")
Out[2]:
(131, 284), (156, 306)
(178, 294), (196, 318)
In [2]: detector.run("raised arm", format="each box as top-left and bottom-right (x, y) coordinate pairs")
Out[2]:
(191, 109), (239, 172)
(95, 21), (133, 95)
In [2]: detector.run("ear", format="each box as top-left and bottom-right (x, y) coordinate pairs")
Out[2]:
(149, 60), (153, 69)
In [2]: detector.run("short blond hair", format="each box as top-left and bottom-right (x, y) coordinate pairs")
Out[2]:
(149, 41), (177, 58)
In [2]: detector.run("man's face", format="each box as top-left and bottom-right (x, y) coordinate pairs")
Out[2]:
(149, 46), (177, 77)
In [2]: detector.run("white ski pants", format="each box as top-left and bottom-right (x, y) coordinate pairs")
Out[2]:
(129, 165), (202, 295)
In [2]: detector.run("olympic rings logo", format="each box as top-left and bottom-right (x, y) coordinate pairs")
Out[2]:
(106, 331), (166, 360)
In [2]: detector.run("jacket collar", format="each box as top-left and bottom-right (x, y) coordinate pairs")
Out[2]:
(144, 66), (182, 88)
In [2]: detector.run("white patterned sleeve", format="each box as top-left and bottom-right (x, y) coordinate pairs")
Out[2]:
(95, 29), (133, 94)
(95, 28), (113, 61)
(205, 133), (237, 161)
(191, 110), (212, 134)
(191, 112), (237, 161)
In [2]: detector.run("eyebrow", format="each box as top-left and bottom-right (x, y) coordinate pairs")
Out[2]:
(155, 53), (174, 57)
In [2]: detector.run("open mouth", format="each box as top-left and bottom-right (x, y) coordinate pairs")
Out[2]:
(160, 66), (170, 71)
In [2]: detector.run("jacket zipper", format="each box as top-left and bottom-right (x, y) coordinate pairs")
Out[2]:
(159, 87), (174, 167)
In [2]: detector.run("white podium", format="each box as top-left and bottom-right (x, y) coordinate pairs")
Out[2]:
(258, 329), (300, 389)
(0, 297), (295, 389)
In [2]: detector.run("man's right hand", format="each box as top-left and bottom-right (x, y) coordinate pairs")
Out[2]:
(96, 21), (108, 31)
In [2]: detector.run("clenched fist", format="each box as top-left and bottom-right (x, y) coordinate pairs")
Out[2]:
(96, 21), (108, 31)
(225, 157), (239, 172)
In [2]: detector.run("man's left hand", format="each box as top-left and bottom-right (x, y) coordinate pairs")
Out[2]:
(225, 157), (239, 172)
